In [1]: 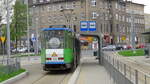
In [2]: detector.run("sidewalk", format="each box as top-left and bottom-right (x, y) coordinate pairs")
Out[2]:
(127, 56), (150, 65)
(106, 51), (150, 73)
(76, 57), (114, 84)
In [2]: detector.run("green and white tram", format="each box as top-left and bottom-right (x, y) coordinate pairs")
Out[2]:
(40, 27), (80, 71)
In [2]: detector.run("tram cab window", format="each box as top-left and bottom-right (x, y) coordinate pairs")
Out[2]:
(44, 30), (64, 49)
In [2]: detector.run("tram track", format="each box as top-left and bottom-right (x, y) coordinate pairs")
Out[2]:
(11, 57), (73, 84)
(32, 70), (72, 84)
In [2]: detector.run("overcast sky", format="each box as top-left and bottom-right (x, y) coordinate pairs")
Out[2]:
(132, 0), (150, 13)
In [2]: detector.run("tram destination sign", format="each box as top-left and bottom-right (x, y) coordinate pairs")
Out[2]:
(89, 21), (96, 31)
(80, 21), (88, 31)
(80, 21), (96, 31)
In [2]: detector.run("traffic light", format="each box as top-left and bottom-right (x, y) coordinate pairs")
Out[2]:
(104, 35), (110, 43)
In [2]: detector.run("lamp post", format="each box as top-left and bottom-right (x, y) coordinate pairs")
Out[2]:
(32, 5), (39, 55)
(6, 0), (11, 64)
(26, 0), (30, 60)
(35, 17), (39, 55)
(130, 0), (136, 52)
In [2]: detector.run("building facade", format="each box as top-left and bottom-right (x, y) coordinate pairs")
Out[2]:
(110, 1), (145, 44)
(29, 0), (145, 44)
(145, 13), (150, 30)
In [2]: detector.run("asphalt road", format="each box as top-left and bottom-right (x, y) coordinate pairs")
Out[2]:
(11, 56), (72, 84)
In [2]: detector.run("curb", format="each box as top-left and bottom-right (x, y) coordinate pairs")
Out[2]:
(0, 71), (28, 84)
(68, 63), (82, 84)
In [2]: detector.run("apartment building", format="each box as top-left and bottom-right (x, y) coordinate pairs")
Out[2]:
(29, 0), (145, 44)
(125, 1), (145, 44)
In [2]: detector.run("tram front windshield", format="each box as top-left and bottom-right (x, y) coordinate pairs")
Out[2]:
(44, 30), (64, 49)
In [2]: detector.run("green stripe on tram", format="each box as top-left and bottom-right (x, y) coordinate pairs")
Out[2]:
(41, 49), (46, 64)
(64, 49), (73, 63)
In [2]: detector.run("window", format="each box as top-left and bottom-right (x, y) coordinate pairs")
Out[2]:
(119, 15), (121, 21)
(116, 24), (119, 32)
(91, 0), (96, 6)
(105, 13), (108, 20)
(122, 15), (125, 22)
(33, 0), (36, 4)
(39, 0), (43, 3)
(48, 5), (52, 12)
(66, 2), (73, 9)
(99, 2), (103, 8)
(116, 14), (118, 20)
(115, 3), (118, 9)
(92, 12), (97, 19)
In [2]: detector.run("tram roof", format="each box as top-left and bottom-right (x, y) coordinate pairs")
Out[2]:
(41, 28), (72, 31)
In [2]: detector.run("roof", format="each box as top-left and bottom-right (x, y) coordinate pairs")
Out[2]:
(126, 1), (145, 6)
(142, 32), (150, 35)
(41, 28), (73, 31)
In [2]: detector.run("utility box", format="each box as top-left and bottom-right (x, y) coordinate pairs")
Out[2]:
(148, 45), (150, 56)
(145, 45), (150, 58)
(93, 51), (97, 56)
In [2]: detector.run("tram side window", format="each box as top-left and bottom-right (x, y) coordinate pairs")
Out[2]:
(65, 31), (73, 49)
(41, 32), (46, 49)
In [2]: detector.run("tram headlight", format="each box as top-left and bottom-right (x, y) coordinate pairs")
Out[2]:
(49, 37), (61, 48)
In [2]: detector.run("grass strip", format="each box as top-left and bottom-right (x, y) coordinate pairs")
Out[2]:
(0, 69), (26, 82)
(118, 49), (145, 57)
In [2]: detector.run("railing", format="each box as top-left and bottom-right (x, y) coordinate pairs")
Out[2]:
(0, 58), (20, 77)
(102, 52), (150, 84)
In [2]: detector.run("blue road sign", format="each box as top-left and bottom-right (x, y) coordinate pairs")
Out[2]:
(80, 21), (88, 31)
(89, 21), (96, 31)
(80, 21), (96, 31)
(31, 37), (36, 42)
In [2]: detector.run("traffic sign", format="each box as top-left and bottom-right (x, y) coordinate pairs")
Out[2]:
(31, 37), (36, 42)
(0, 36), (6, 43)
(31, 34), (36, 42)
(121, 36), (126, 41)
(89, 21), (96, 31)
(80, 21), (88, 31)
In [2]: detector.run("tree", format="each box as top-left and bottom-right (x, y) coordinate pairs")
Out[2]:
(10, 0), (27, 48)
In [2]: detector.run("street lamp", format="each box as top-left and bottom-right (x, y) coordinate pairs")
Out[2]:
(6, 0), (11, 64)
(130, 0), (136, 52)
(32, 5), (39, 55)
(26, 0), (30, 60)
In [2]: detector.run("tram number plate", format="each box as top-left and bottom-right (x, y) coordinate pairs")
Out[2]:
(52, 58), (57, 61)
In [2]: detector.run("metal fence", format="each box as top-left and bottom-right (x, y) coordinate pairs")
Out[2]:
(102, 52), (150, 84)
(0, 58), (20, 77)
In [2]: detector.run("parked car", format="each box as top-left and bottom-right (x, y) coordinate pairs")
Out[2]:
(11, 48), (21, 53)
(18, 47), (28, 53)
(136, 44), (145, 49)
(122, 45), (127, 50)
(116, 45), (124, 50)
(102, 45), (116, 51)
(127, 45), (132, 49)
